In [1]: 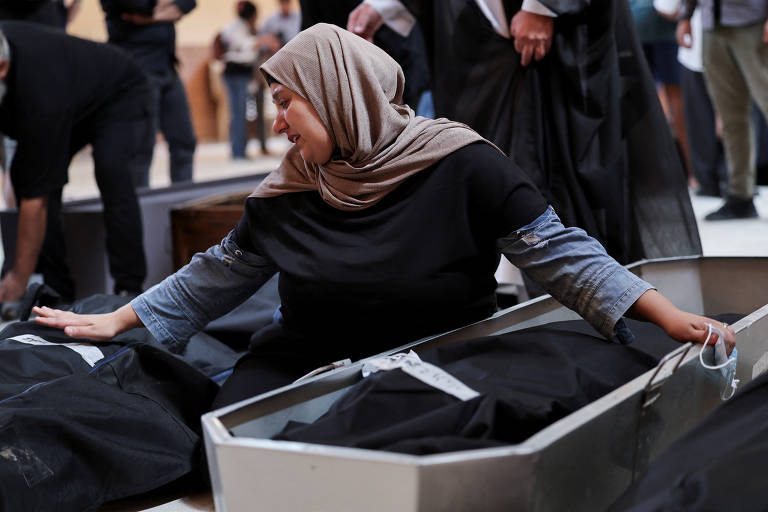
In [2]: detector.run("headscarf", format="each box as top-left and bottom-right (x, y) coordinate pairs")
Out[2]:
(252, 23), (499, 210)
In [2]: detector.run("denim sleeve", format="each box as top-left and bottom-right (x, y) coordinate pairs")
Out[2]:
(498, 206), (654, 344)
(131, 231), (278, 353)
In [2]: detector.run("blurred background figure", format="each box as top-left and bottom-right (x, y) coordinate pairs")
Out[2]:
(218, 1), (279, 159)
(661, 0), (727, 197)
(0, 0), (83, 209)
(0, 0), (80, 27)
(678, 0), (768, 220)
(631, 0), (696, 189)
(260, 0), (300, 46)
(100, 0), (198, 186)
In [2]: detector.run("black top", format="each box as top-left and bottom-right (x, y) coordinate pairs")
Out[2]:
(233, 142), (547, 355)
(0, 0), (66, 27)
(0, 22), (149, 199)
(99, 0), (196, 74)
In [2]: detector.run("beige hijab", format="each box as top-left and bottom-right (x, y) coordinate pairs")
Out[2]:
(252, 23), (497, 210)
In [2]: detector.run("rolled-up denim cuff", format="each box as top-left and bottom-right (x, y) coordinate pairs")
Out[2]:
(131, 287), (190, 354)
(592, 271), (654, 343)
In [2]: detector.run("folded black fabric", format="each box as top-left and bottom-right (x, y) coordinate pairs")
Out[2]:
(0, 295), (227, 511)
(0, 343), (217, 512)
(613, 371), (768, 512)
(274, 319), (680, 454)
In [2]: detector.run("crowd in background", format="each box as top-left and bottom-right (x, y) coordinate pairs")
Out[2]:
(629, 0), (768, 220)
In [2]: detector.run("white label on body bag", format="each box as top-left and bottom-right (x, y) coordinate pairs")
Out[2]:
(10, 334), (104, 367)
(362, 350), (480, 401)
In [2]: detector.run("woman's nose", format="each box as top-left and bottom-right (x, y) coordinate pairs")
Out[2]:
(273, 111), (287, 135)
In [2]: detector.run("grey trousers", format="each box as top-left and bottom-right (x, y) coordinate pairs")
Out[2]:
(702, 21), (768, 199)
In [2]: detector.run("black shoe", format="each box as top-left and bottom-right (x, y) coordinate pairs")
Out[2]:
(704, 196), (759, 221)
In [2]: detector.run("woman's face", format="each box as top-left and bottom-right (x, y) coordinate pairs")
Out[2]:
(271, 83), (333, 165)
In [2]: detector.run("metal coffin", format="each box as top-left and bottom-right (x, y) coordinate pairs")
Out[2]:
(202, 257), (768, 512)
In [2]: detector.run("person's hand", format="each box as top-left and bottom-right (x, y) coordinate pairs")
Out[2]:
(122, 0), (182, 25)
(32, 306), (119, 340)
(33, 303), (142, 341)
(676, 19), (693, 48)
(0, 270), (27, 303)
(122, 11), (154, 24)
(628, 289), (735, 354)
(347, 3), (384, 42)
(509, 10), (554, 66)
(152, 2), (183, 22)
(660, 310), (736, 355)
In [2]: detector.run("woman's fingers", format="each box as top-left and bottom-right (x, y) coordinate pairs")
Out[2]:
(33, 307), (95, 330)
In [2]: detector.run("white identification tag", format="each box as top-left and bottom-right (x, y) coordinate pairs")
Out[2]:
(362, 350), (480, 402)
(10, 334), (104, 367)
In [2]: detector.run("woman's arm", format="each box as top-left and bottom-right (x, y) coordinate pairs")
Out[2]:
(34, 230), (278, 352)
(500, 207), (735, 350)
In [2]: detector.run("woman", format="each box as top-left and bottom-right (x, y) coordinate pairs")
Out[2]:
(34, 24), (733, 409)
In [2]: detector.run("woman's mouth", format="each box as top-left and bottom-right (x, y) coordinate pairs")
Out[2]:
(289, 134), (300, 144)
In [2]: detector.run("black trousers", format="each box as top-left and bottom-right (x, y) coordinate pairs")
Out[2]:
(680, 66), (727, 196)
(37, 103), (153, 299)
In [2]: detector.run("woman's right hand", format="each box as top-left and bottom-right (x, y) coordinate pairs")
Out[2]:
(32, 303), (142, 341)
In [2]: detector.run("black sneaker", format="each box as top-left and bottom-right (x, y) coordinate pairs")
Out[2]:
(704, 196), (759, 221)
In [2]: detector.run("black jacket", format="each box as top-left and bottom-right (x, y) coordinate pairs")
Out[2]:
(99, 0), (196, 73)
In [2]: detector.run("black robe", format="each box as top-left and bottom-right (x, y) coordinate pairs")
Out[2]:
(402, 0), (701, 264)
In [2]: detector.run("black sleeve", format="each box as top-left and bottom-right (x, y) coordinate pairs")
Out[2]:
(462, 143), (549, 237)
(232, 198), (263, 256)
(9, 113), (72, 199)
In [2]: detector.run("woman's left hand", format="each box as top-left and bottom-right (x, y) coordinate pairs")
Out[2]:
(628, 289), (736, 355)
(660, 310), (736, 355)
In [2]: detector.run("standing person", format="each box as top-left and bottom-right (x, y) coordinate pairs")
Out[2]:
(347, 0), (702, 270)
(0, 23), (151, 303)
(678, 0), (768, 220)
(220, 1), (278, 159)
(34, 24), (733, 410)
(100, 0), (197, 186)
(669, 1), (727, 197)
(260, 0), (301, 46)
(631, 0), (695, 189)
